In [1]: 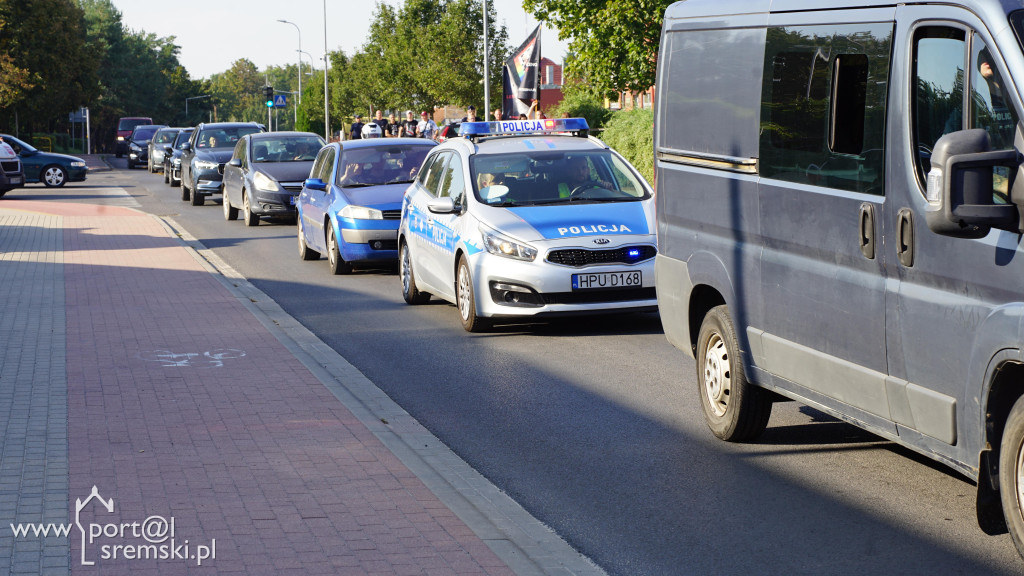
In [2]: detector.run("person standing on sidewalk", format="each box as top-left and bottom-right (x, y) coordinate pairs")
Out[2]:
(417, 111), (438, 141)
(399, 110), (418, 138)
(350, 114), (365, 140)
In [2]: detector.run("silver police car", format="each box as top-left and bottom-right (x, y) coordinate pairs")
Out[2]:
(398, 118), (657, 332)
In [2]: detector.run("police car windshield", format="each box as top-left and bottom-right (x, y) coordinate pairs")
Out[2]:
(470, 150), (648, 206)
(336, 145), (433, 188)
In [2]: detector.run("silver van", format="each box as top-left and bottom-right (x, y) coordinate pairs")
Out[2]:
(655, 0), (1024, 557)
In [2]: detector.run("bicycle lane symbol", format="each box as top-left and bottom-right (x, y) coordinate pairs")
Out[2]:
(137, 349), (246, 368)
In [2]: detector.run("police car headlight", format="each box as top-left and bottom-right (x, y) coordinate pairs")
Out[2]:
(254, 171), (280, 192)
(340, 205), (383, 220)
(481, 227), (537, 261)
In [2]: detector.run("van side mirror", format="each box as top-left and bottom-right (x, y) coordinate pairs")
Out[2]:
(924, 129), (1021, 237)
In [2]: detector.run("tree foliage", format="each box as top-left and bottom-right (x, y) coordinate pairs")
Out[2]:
(600, 108), (654, 184)
(524, 0), (671, 99)
(337, 0), (507, 121)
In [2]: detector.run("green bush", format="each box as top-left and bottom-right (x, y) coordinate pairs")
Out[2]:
(552, 90), (611, 131)
(600, 108), (654, 184)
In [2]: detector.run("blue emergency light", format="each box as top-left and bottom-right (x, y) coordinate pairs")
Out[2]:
(459, 117), (590, 139)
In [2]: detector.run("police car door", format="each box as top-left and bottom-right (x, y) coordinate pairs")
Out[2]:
(406, 151), (457, 296)
(428, 151), (470, 296)
(755, 15), (896, 434)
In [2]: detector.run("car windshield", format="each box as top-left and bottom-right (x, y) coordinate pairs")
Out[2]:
(336, 145), (434, 187)
(118, 119), (151, 131)
(132, 126), (160, 140)
(197, 126), (262, 149)
(173, 130), (194, 148)
(470, 149), (649, 206)
(252, 135), (325, 163)
(154, 130), (177, 144)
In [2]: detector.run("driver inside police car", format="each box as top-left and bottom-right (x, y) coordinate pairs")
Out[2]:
(557, 156), (611, 198)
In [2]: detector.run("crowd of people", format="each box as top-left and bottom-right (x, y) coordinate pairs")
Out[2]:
(344, 99), (551, 141)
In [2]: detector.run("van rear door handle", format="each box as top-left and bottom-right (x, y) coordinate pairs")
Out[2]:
(859, 203), (875, 259)
(897, 207), (915, 267)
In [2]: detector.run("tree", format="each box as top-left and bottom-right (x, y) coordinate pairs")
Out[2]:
(0, 0), (100, 132)
(209, 59), (264, 123)
(523, 0), (671, 104)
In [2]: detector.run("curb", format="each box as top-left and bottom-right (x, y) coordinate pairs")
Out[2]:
(155, 214), (606, 576)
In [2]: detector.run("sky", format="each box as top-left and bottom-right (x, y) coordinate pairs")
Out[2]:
(112, 0), (567, 81)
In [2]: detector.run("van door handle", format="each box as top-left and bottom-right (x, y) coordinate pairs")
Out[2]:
(897, 207), (915, 267)
(859, 203), (875, 260)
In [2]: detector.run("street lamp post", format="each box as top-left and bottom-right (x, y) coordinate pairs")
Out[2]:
(323, 0), (330, 141)
(185, 95), (211, 121)
(278, 19), (302, 125)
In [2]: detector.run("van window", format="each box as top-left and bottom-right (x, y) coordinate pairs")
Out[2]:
(759, 23), (892, 195)
(912, 28), (1018, 201)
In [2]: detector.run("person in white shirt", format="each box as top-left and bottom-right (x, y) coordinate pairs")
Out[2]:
(417, 111), (438, 141)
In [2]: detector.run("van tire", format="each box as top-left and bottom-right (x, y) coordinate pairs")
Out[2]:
(998, 396), (1024, 557)
(696, 305), (772, 442)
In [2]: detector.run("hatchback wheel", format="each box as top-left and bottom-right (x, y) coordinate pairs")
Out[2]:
(327, 225), (352, 275)
(243, 193), (259, 226)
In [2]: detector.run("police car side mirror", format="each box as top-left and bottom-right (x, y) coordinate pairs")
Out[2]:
(924, 129), (1021, 237)
(427, 197), (457, 214)
(303, 178), (327, 191)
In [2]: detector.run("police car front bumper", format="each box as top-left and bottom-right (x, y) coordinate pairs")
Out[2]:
(468, 235), (658, 319)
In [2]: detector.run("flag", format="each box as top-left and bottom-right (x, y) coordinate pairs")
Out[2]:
(502, 25), (541, 118)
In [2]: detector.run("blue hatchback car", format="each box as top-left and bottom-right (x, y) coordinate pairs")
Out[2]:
(296, 138), (436, 274)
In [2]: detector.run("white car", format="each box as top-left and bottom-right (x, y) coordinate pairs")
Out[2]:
(398, 118), (657, 332)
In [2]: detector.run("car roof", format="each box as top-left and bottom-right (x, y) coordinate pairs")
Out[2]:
(339, 137), (436, 150)
(248, 131), (323, 141)
(439, 133), (608, 156)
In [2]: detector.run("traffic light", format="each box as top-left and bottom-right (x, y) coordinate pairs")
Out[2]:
(263, 86), (274, 108)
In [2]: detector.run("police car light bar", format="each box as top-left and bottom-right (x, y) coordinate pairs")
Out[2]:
(459, 118), (590, 139)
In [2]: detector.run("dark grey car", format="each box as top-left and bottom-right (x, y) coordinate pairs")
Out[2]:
(126, 124), (165, 169)
(221, 131), (325, 226)
(179, 122), (263, 206)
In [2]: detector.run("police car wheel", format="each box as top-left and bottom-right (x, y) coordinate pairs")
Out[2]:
(457, 256), (489, 332)
(298, 218), (319, 261)
(327, 226), (352, 275)
(696, 305), (771, 442)
(400, 241), (429, 304)
(999, 396), (1024, 558)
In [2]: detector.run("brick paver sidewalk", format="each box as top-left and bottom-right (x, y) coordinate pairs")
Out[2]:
(2, 201), (516, 575)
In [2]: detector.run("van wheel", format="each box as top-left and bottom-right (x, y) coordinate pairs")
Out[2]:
(457, 256), (489, 332)
(696, 305), (772, 441)
(999, 396), (1024, 558)
(400, 241), (430, 304)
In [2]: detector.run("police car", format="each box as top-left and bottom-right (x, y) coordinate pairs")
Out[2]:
(398, 118), (657, 332)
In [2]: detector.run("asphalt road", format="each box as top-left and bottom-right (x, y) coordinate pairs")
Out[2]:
(17, 162), (1024, 575)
